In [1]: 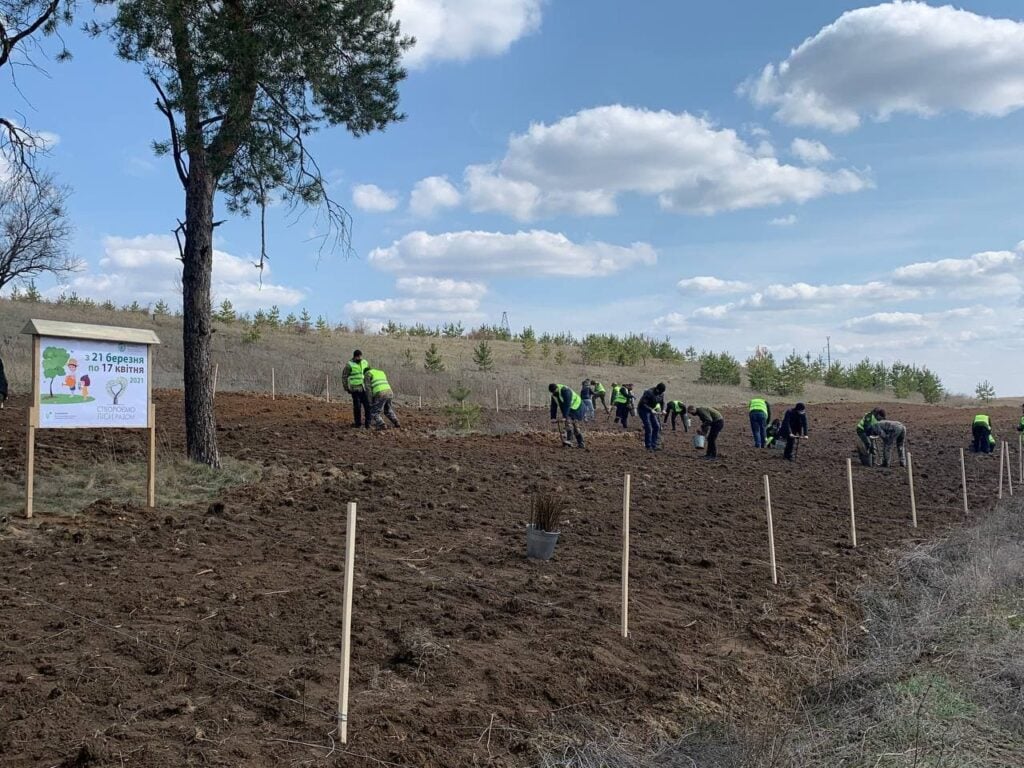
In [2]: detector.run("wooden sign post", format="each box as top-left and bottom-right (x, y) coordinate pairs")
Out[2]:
(22, 320), (161, 518)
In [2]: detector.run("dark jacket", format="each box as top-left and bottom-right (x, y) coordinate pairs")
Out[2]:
(779, 408), (808, 438)
(637, 387), (664, 412)
(0, 357), (7, 400)
(694, 406), (723, 426)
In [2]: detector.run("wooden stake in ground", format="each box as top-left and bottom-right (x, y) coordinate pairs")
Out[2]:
(495, 388), (499, 413)
(271, 367), (276, 400)
(213, 363), (219, 395)
(763, 474), (777, 585)
(326, 375), (330, 404)
(148, 403), (157, 508)
(1019, 434), (1023, 486)
(960, 447), (969, 515)
(338, 501), (357, 744)
(1004, 442), (1014, 497)
(418, 395), (422, 409)
(621, 473), (631, 639)
(527, 388), (531, 410)
(907, 452), (917, 528)
(846, 458), (856, 547)
(999, 441), (1005, 500)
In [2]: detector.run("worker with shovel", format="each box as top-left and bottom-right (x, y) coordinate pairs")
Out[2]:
(549, 383), (586, 449)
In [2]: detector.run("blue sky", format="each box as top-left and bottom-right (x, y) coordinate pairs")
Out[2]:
(4, 0), (1024, 394)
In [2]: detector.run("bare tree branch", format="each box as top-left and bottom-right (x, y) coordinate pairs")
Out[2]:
(0, 170), (76, 291)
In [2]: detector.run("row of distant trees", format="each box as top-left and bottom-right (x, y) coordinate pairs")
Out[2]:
(699, 350), (945, 402)
(6, 286), (949, 398)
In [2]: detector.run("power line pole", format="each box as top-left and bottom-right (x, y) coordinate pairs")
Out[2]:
(826, 336), (831, 368)
(500, 311), (510, 334)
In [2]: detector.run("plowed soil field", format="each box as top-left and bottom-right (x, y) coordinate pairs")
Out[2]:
(0, 392), (1017, 767)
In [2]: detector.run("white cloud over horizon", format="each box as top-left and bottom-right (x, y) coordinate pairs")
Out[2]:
(441, 105), (870, 220)
(677, 276), (752, 295)
(369, 229), (657, 276)
(745, 1), (1024, 131)
(54, 234), (305, 312)
(395, 0), (542, 68)
(410, 175), (462, 217)
(352, 183), (400, 213)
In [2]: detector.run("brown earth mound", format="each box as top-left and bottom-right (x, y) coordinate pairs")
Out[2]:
(0, 392), (1016, 766)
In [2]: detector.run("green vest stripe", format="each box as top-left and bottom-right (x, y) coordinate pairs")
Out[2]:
(749, 398), (768, 415)
(974, 414), (991, 427)
(347, 359), (369, 387)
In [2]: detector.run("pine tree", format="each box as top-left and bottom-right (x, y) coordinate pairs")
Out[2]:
(473, 340), (494, 371)
(554, 348), (567, 365)
(315, 315), (330, 335)
(24, 280), (42, 302)
(284, 312), (298, 330)
(215, 299), (237, 323)
(299, 308), (312, 333)
(424, 342), (445, 372)
(401, 348), (415, 369)
(267, 305), (281, 328)
(775, 353), (808, 396)
(745, 353), (779, 392)
(541, 341), (552, 360)
(975, 380), (996, 403)
(153, 299), (171, 317)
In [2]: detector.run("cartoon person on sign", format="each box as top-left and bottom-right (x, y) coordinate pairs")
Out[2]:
(80, 374), (91, 398)
(64, 358), (78, 395)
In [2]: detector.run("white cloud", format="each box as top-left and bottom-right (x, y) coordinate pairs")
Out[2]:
(768, 214), (798, 226)
(409, 175), (462, 217)
(677, 276), (752, 295)
(750, 280), (920, 307)
(61, 234), (304, 312)
(352, 183), (399, 213)
(369, 229), (656, 277)
(462, 105), (869, 220)
(395, 276), (486, 298)
(843, 307), (989, 333)
(395, 0), (542, 68)
(345, 296), (485, 326)
(790, 138), (832, 164)
(744, 1), (1024, 131)
(892, 246), (1024, 285)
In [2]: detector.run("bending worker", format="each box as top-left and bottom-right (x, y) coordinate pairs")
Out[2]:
(972, 413), (994, 454)
(549, 382), (586, 449)
(748, 396), (771, 448)
(866, 419), (907, 468)
(663, 400), (688, 432)
(637, 382), (666, 452)
(779, 402), (809, 461)
(591, 380), (609, 414)
(1017, 403), (1024, 434)
(856, 407), (885, 455)
(366, 367), (401, 430)
(688, 404), (724, 460)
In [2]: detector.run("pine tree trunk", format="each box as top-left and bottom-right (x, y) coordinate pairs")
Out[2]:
(181, 167), (221, 468)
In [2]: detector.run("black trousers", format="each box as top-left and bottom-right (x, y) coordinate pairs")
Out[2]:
(972, 424), (992, 453)
(350, 389), (371, 427)
(706, 419), (724, 457)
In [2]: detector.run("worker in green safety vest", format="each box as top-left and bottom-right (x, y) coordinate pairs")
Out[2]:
(972, 413), (994, 454)
(366, 367), (401, 430)
(856, 407), (886, 455)
(1017, 403), (1024, 434)
(591, 380), (609, 414)
(663, 400), (688, 432)
(748, 397), (771, 448)
(549, 383), (585, 448)
(342, 350), (371, 429)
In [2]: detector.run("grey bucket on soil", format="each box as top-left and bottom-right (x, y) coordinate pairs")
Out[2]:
(693, 434), (706, 450)
(526, 524), (560, 560)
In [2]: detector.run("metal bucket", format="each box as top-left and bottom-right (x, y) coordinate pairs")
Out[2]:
(693, 435), (706, 450)
(526, 525), (560, 560)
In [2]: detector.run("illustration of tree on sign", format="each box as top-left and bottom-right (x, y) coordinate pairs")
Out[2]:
(42, 346), (71, 398)
(106, 377), (128, 405)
